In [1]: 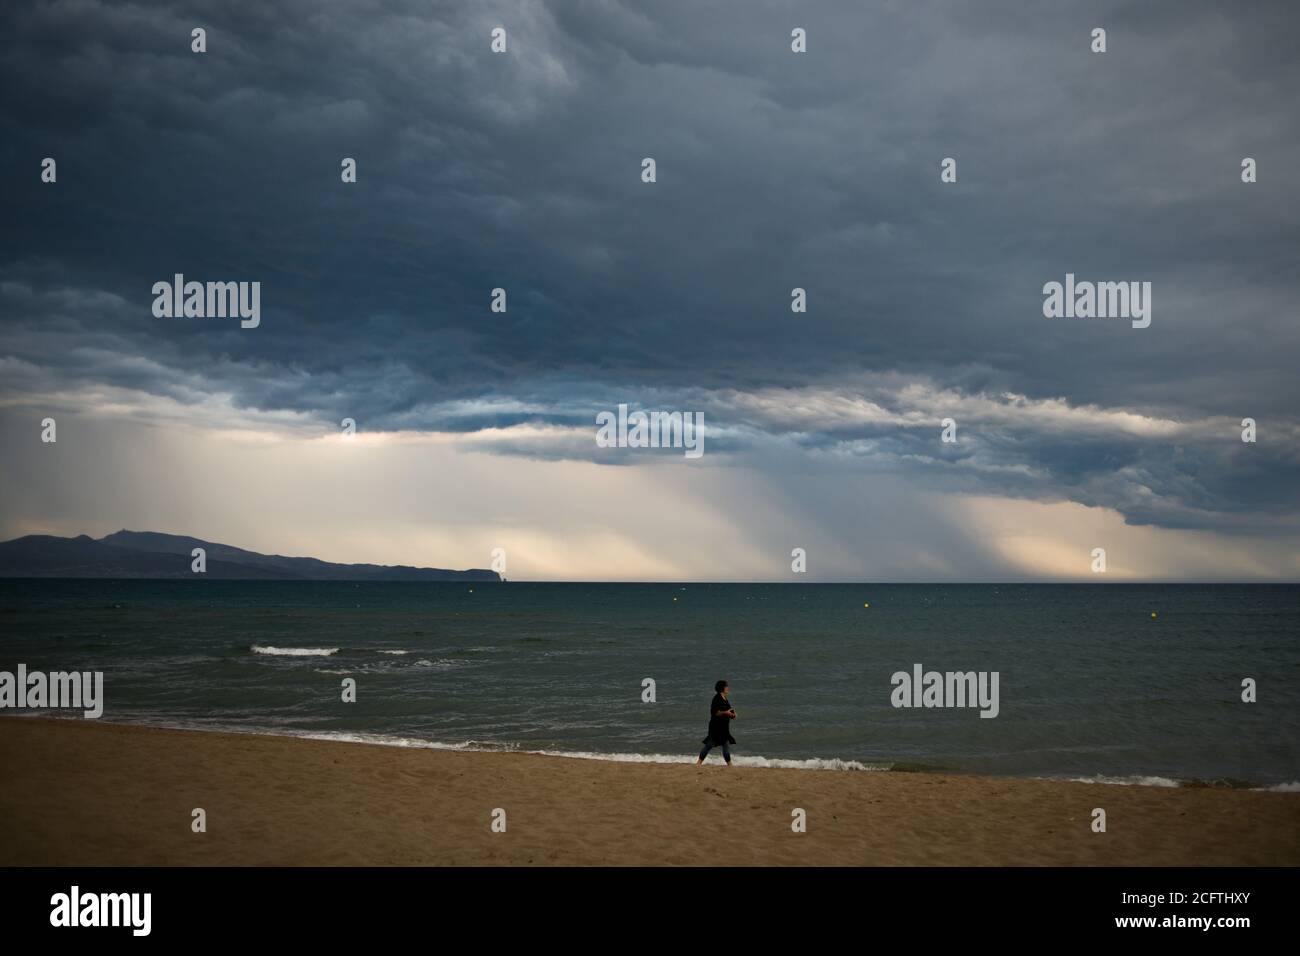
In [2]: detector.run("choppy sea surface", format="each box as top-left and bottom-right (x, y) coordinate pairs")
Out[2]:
(1, 581), (1296, 788)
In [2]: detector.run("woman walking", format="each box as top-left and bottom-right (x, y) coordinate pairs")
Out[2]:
(696, 679), (736, 766)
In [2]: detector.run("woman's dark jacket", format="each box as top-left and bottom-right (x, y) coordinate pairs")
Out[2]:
(703, 693), (736, 745)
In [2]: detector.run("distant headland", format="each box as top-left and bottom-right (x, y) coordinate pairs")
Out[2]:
(0, 530), (501, 581)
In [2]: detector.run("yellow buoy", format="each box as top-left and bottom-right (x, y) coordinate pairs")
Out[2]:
(1151, 612), (1157, 618)
(864, 603), (870, 608)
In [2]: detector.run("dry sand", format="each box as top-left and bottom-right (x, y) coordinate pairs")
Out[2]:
(1, 716), (1296, 866)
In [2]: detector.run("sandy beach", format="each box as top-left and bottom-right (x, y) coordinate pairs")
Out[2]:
(1, 716), (1296, 866)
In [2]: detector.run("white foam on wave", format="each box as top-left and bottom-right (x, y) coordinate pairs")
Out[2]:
(1061, 774), (1182, 788)
(1258, 781), (1300, 793)
(294, 731), (511, 752)
(288, 732), (885, 770)
(251, 645), (339, 657)
(531, 750), (887, 771)
(379, 650), (412, 656)
(313, 657), (469, 676)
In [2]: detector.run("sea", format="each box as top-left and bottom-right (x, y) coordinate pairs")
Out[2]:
(1, 580), (1296, 789)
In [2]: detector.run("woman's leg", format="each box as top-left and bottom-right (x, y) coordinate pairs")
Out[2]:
(697, 741), (714, 763)
(721, 742), (731, 764)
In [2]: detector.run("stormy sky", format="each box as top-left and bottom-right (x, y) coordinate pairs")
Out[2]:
(1, 0), (1297, 580)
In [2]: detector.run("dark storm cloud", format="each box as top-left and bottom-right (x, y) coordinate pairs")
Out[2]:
(1, 0), (1298, 530)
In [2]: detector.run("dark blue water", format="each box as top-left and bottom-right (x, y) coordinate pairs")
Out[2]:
(1, 581), (1296, 787)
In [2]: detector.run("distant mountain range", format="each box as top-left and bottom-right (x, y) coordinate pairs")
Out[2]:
(0, 530), (502, 581)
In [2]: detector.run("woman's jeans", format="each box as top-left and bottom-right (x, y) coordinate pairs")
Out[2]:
(698, 740), (731, 763)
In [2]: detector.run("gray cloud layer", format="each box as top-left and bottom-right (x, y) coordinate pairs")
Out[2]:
(2, 0), (1298, 541)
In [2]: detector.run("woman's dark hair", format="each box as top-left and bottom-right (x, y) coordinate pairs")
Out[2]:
(715, 679), (728, 693)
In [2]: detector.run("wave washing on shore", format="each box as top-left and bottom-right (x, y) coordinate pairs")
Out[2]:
(15, 712), (1298, 791)
(1063, 774), (1182, 788)
(146, 723), (1300, 787)
(296, 729), (892, 771)
(2, 581), (1297, 788)
(1059, 776), (1300, 791)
